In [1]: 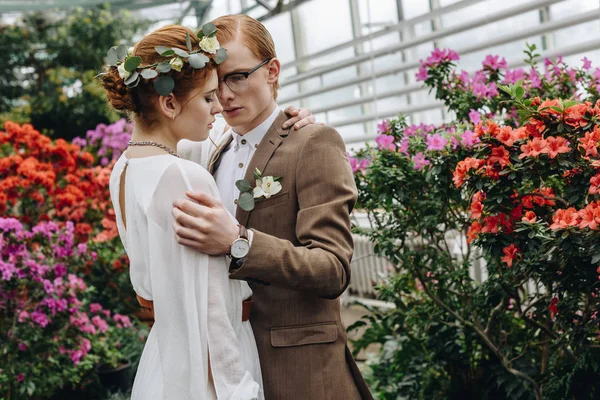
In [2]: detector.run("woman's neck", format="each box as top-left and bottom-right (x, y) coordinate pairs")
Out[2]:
(130, 124), (178, 153)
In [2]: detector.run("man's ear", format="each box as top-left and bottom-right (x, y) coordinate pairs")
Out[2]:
(266, 58), (281, 84)
(157, 94), (181, 120)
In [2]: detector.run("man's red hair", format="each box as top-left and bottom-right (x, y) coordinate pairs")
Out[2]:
(212, 14), (280, 99)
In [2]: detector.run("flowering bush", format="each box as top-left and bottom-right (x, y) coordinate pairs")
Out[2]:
(73, 119), (133, 167)
(0, 121), (116, 243)
(350, 46), (600, 400)
(0, 121), (138, 315)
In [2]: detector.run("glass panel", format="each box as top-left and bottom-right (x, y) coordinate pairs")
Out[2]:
(296, 0), (354, 55)
(402, 0), (430, 20)
(264, 13), (296, 64)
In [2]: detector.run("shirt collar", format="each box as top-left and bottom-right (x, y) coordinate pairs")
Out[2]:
(231, 105), (280, 150)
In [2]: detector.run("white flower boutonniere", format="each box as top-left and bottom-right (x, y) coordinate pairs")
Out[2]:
(236, 168), (282, 211)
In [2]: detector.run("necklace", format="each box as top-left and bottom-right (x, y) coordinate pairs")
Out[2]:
(127, 141), (180, 158)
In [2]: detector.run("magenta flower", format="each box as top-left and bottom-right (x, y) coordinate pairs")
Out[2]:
(114, 314), (133, 328)
(426, 134), (448, 151)
(399, 138), (410, 155)
(375, 134), (397, 151)
(460, 130), (480, 148)
(70, 349), (84, 365)
(482, 54), (507, 70)
(582, 57), (592, 71)
(469, 109), (481, 124)
(31, 311), (50, 328)
(53, 263), (67, 278)
(529, 68), (542, 89)
(416, 66), (428, 81)
(18, 343), (27, 351)
(458, 70), (470, 85)
(377, 120), (391, 133)
(18, 310), (29, 323)
(92, 315), (109, 333)
(412, 152), (431, 170)
(503, 68), (526, 84)
(90, 303), (103, 313)
(0, 260), (16, 281)
(17, 373), (24, 383)
(423, 48), (459, 67)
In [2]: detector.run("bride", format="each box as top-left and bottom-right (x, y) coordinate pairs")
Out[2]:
(102, 24), (277, 400)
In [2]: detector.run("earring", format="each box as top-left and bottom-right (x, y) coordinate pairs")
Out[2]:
(172, 112), (176, 120)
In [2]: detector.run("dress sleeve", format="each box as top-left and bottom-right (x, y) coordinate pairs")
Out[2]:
(147, 160), (259, 400)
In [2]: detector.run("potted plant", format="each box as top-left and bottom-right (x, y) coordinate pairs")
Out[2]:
(89, 303), (147, 393)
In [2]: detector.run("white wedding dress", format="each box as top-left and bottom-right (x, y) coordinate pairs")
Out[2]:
(109, 143), (263, 399)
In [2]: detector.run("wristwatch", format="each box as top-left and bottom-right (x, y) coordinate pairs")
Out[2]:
(230, 225), (250, 259)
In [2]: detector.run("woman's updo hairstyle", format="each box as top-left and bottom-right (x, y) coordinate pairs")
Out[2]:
(101, 25), (216, 128)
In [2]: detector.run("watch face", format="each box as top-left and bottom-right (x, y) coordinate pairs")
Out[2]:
(231, 239), (250, 258)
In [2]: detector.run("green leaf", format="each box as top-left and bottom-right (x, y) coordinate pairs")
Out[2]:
(107, 47), (118, 66)
(156, 62), (172, 73)
(153, 75), (175, 96)
(116, 44), (128, 61)
(124, 56), (142, 72)
(238, 192), (255, 211)
(185, 32), (193, 52)
(253, 167), (262, 180)
(155, 46), (174, 56)
(236, 179), (252, 192)
(215, 48), (227, 64)
(141, 69), (158, 79)
(202, 22), (217, 37)
(173, 48), (190, 58)
(188, 53), (209, 69)
(515, 86), (524, 100)
(124, 70), (139, 86)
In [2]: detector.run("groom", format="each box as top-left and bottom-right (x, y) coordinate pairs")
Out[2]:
(173, 14), (372, 400)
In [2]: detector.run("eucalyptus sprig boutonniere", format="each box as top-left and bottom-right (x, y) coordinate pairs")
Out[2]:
(236, 168), (282, 211)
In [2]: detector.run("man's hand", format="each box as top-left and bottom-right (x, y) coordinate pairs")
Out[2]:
(282, 106), (321, 130)
(172, 192), (239, 255)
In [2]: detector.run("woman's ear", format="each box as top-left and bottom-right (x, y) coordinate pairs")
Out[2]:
(266, 58), (281, 84)
(157, 94), (181, 120)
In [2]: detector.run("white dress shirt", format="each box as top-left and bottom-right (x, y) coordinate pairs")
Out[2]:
(214, 105), (281, 217)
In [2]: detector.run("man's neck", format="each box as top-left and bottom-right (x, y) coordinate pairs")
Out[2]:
(234, 102), (277, 136)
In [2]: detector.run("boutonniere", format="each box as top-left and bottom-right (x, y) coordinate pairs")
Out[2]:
(236, 168), (282, 211)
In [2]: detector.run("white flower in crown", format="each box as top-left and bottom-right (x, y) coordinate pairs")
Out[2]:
(199, 36), (220, 54)
(117, 63), (131, 80)
(253, 176), (282, 199)
(169, 57), (184, 72)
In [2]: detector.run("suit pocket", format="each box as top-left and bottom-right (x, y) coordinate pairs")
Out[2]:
(253, 191), (289, 211)
(270, 322), (338, 348)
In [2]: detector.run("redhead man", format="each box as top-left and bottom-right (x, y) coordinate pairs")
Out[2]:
(173, 14), (373, 400)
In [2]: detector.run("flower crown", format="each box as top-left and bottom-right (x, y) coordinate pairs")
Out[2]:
(105, 23), (227, 96)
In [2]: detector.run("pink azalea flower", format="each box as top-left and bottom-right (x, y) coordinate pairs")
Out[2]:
(114, 314), (133, 328)
(92, 316), (109, 333)
(412, 152), (431, 170)
(415, 66), (428, 81)
(377, 120), (391, 133)
(53, 263), (67, 278)
(426, 134), (448, 151)
(18, 310), (29, 323)
(17, 373), (24, 383)
(18, 343), (27, 352)
(460, 130), (480, 148)
(375, 134), (396, 151)
(582, 57), (592, 71)
(469, 109), (481, 124)
(458, 70), (470, 85)
(70, 350), (84, 365)
(399, 138), (410, 155)
(482, 54), (507, 70)
(31, 311), (49, 328)
(90, 303), (103, 314)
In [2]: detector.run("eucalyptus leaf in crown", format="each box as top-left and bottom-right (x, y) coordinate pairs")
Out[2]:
(104, 23), (228, 96)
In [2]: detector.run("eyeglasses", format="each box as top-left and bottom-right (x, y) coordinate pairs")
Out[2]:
(218, 58), (272, 94)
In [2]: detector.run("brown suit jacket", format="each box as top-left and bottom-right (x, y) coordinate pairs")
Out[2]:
(208, 111), (373, 400)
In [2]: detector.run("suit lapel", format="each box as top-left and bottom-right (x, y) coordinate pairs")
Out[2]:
(208, 133), (234, 175)
(235, 111), (290, 226)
